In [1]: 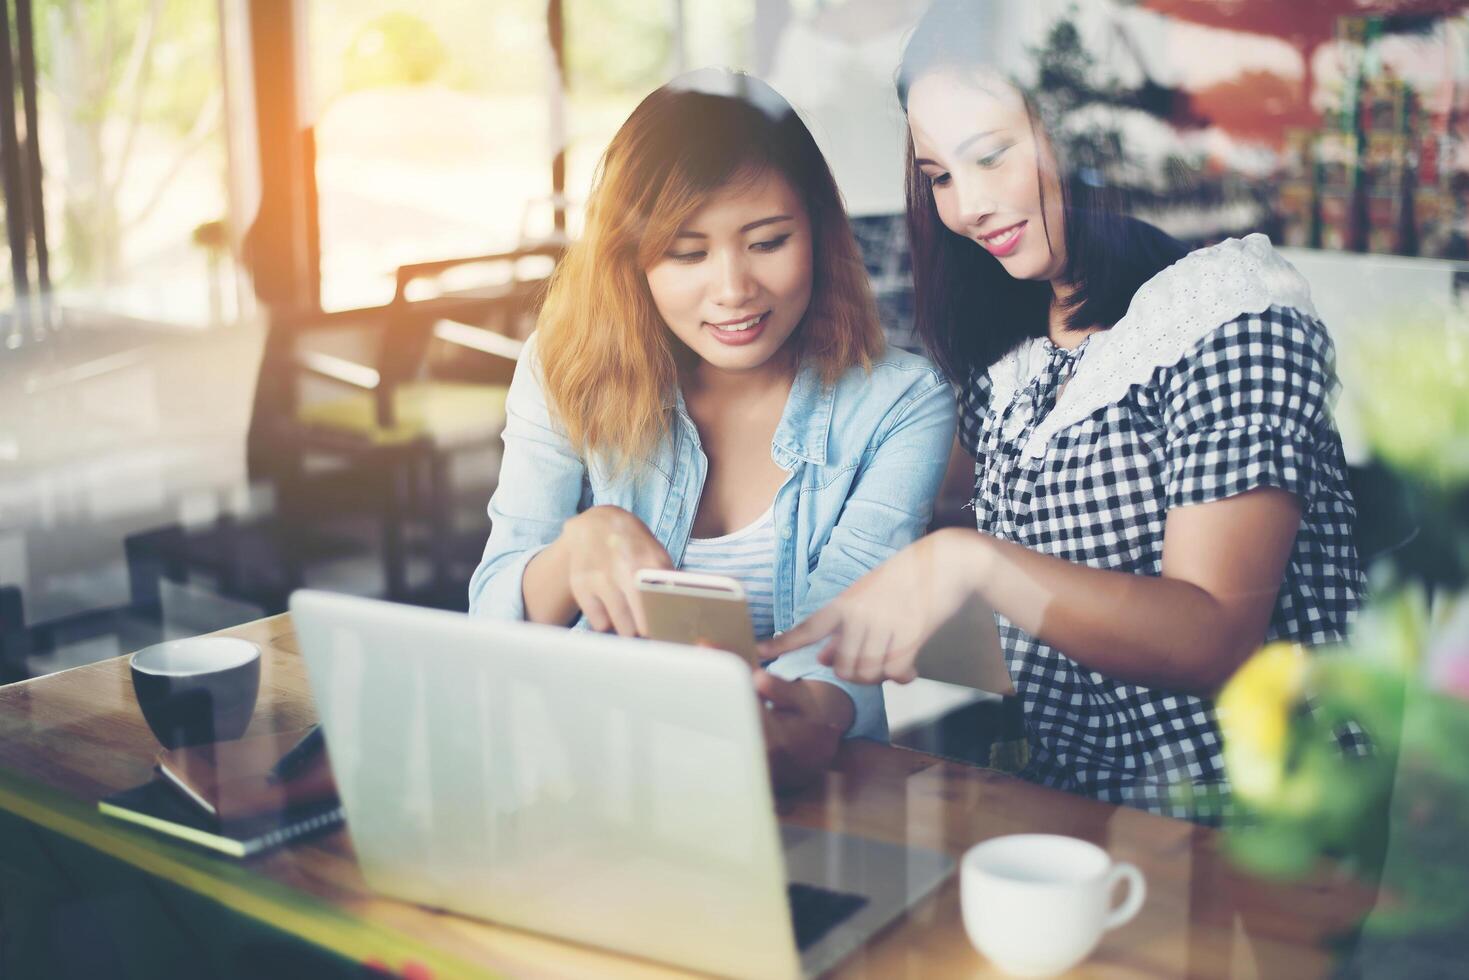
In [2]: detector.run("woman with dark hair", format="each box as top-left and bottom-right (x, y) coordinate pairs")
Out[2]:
(766, 1), (1363, 818)
(470, 69), (955, 789)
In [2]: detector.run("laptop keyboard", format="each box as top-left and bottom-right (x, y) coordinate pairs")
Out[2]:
(786, 882), (869, 952)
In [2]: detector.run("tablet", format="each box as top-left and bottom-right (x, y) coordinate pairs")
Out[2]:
(913, 596), (1015, 695)
(634, 569), (760, 667)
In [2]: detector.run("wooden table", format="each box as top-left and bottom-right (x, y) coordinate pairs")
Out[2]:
(0, 615), (1373, 978)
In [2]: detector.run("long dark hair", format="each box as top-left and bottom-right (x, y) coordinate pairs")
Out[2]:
(896, 0), (1187, 381)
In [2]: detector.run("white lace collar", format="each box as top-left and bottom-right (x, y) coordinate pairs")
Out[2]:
(983, 234), (1319, 460)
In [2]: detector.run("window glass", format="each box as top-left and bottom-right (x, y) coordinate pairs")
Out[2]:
(31, 0), (236, 327)
(309, 1), (554, 311)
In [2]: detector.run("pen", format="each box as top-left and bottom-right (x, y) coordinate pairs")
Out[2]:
(268, 725), (325, 783)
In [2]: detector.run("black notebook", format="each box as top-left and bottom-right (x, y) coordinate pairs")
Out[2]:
(99, 778), (344, 858)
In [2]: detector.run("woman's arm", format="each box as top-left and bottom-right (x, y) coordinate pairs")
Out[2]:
(519, 532), (577, 625)
(969, 487), (1301, 691)
(765, 488), (1301, 695)
(469, 335), (587, 620)
(469, 335), (671, 629)
(522, 504), (673, 634)
(957, 485), (1300, 690)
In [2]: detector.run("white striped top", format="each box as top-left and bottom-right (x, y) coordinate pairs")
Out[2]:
(680, 506), (777, 641)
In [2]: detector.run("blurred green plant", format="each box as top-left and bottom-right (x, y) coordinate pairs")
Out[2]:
(1216, 314), (1469, 936)
(341, 12), (448, 92)
(1348, 318), (1469, 492)
(1344, 315), (1469, 591)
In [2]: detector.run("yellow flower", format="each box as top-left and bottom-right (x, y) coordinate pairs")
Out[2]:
(1217, 643), (1309, 804)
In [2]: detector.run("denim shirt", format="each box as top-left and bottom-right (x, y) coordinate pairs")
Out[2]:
(468, 333), (957, 741)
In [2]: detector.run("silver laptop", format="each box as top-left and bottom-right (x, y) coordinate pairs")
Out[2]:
(289, 590), (953, 979)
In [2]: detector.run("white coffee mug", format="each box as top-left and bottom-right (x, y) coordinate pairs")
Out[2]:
(960, 833), (1146, 977)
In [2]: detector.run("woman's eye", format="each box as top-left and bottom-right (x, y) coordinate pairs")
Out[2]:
(751, 234), (792, 253)
(977, 146), (1010, 168)
(927, 172), (951, 188)
(665, 250), (706, 263)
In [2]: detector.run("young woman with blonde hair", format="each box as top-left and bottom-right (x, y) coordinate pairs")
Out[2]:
(469, 70), (956, 787)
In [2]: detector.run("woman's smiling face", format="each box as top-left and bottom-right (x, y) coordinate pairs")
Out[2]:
(644, 168), (813, 376)
(907, 68), (1067, 284)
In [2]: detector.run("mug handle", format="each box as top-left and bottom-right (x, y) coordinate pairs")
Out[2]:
(1103, 862), (1146, 931)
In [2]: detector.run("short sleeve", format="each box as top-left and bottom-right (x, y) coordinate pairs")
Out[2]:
(1159, 306), (1337, 510)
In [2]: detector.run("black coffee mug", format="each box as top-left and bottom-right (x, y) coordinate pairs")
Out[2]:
(129, 637), (262, 748)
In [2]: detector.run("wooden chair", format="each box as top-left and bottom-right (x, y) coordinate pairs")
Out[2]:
(244, 242), (563, 604)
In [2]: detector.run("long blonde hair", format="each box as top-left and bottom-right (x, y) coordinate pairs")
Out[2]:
(536, 71), (884, 469)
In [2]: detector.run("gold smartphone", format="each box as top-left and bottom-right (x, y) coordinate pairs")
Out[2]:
(634, 569), (760, 667)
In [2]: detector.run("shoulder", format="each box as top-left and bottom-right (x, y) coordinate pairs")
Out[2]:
(825, 345), (956, 442)
(1134, 234), (1333, 380)
(1086, 233), (1328, 394)
(1183, 303), (1332, 358)
(512, 330), (545, 378)
(833, 344), (952, 405)
(868, 343), (950, 386)
(505, 331), (552, 399)
(1124, 234), (1320, 343)
(1016, 238), (1328, 456)
(1160, 304), (1336, 395)
(502, 331), (570, 430)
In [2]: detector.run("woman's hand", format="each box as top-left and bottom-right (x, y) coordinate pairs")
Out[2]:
(760, 528), (986, 685)
(561, 505), (673, 636)
(754, 671), (850, 793)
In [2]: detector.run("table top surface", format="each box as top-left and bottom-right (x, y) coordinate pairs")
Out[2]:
(0, 614), (1374, 979)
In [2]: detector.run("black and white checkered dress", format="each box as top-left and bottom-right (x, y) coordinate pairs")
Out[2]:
(958, 236), (1363, 820)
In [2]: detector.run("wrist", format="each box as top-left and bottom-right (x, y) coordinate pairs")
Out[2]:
(567, 505), (624, 546)
(936, 527), (993, 605)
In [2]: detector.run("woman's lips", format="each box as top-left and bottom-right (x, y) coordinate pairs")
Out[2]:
(978, 221), (1025, 258)
(705, 312), (769, 346)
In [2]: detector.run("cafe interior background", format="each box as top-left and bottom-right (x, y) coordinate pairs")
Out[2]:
(2, 0), (1468, 785)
